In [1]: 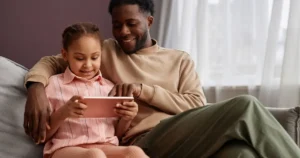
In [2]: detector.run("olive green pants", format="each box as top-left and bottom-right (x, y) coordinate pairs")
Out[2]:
(134, 95), (300, 158)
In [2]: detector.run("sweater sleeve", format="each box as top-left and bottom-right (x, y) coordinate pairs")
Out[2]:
(138, 54), (207, 114)
(25, 54), (68, 87)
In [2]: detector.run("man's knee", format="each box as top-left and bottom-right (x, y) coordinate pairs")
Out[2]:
(231, 95), (262, 109)
(235, 95), (258, 102)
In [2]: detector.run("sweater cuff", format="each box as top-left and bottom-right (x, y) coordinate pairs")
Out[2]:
(24, 75), (48, 89)
(139, 84), (155, 103)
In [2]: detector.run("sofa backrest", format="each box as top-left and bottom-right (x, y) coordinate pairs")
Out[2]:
(267, 107), (300, 148)
(0, 56), (43, 158)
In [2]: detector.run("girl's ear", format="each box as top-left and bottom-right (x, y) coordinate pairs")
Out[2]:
(61, 49), (68, 61)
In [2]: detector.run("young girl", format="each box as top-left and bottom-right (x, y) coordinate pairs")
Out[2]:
(43, 23), (148, 158)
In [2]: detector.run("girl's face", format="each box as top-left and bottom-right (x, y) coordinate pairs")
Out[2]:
(62, 35), (101, 79)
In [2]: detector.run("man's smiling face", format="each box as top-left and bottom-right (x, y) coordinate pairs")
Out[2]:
(111, 4), (152, 54)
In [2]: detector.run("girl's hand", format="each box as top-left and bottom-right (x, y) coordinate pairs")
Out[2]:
(115, 101), (138, 121)
(60, 95), (87, 119)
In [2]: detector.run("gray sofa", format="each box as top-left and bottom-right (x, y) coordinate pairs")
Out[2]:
(0, 56), (299, 158)
(267, 107), (300, 148)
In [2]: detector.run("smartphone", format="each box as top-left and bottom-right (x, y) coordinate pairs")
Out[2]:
(82, 96), (134, 118)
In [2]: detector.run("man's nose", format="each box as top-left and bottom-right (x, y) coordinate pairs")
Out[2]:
(120, 25), (130, 36)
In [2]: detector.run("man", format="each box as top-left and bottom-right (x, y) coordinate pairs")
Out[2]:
(24, 0), (300, 157)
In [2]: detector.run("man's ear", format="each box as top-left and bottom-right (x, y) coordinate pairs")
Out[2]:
(147, 16), (154, 28)
(61, 49), (68, 61)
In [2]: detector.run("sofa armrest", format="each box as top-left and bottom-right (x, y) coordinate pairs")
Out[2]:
(267, 107), (300, 147)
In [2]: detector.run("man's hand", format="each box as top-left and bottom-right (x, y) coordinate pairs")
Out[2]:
(108, 83), (142, 97)
(23, 82), (51, 144)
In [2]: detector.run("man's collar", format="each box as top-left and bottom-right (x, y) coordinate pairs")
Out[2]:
(135, 39), (159, 55)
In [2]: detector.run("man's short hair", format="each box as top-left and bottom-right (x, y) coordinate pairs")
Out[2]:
(108, 0), (154, 16)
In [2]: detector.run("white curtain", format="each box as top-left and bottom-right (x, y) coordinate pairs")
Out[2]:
(158, 0), (300, 107)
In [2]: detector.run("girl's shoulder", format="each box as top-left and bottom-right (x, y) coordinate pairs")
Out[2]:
(48, 73), (64, 85)
(101, 77), (114, 87)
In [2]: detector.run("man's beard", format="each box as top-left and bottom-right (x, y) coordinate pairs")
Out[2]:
(123, 30), (148, 55)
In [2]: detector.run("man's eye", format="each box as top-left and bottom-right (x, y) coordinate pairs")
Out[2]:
(128, 23), (137, 27)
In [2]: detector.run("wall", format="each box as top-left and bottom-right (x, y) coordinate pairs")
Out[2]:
(0, 0), (162, 68)
(0, 0), (112, 68)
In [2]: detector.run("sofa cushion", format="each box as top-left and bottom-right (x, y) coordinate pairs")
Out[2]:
(0, 56), (43, 158)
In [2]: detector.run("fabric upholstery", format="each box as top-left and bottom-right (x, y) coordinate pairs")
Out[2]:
(0, 56), (43, 158)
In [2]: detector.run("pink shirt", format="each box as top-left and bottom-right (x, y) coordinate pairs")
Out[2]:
(44, 68), (118, 156)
